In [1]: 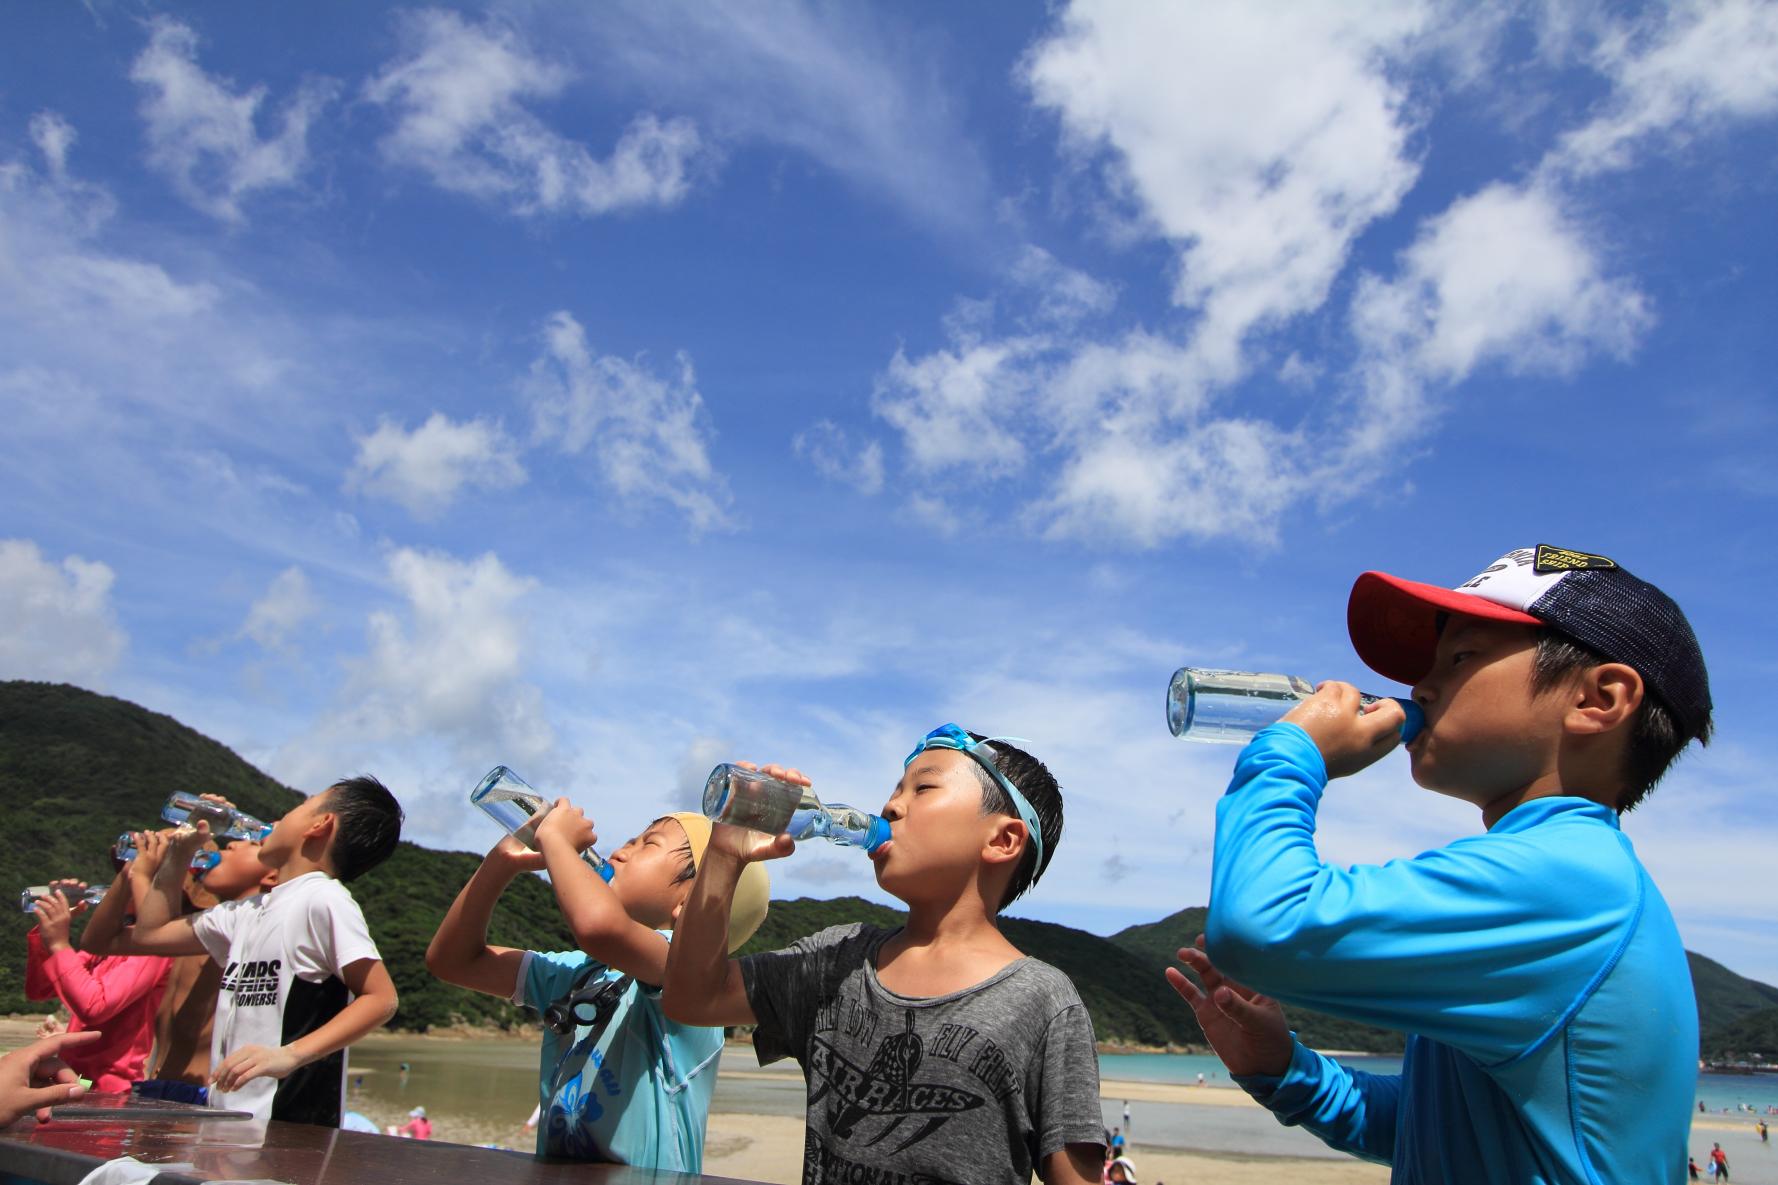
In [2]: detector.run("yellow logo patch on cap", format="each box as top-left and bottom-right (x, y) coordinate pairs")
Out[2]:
(1534, 545), (1618, 574)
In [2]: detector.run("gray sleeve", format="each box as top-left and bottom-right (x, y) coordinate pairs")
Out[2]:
(739, 923), (864, 1067)
(1031, 1003), (1107, 1162)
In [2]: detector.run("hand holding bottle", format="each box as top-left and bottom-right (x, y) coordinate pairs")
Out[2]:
(533, 798), (598, 856)
(706, 762), (802, 864)
(127, 830), (168, 884)
(32, 888), (80, 951)
(1280, 682), (1410, 779)
(486, 833), (546, 875)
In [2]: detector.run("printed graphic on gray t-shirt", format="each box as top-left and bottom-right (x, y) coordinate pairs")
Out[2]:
(740, 923), (1105, 1185)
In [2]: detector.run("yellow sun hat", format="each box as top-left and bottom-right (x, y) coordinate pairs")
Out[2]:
(667, 812), (770, 953)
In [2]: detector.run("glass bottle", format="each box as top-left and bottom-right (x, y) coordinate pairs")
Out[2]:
(1166, 668), (1425, 745)
(702, 764), (890, 852)
(160, 792), (271, 842)
(470, 766), (615, 882)
(113, 833), (223, 874)
(20, 885), (106, 914)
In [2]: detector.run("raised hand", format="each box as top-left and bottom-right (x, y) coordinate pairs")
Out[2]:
(705, 762), (803, 864)
(32, 889), (79, 951)
(128, 830), (172, 885)
(1165, 935), (1293, 1078)
(487, 833), (547, 873)
(1280, 681), (1406, 779)
(533, 798), (597, 853)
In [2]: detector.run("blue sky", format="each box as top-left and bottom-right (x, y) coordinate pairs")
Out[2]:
(4, 2), (1776, 985)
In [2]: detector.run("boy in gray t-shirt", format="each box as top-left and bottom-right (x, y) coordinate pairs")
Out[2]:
(664, 725), (1106, 1185)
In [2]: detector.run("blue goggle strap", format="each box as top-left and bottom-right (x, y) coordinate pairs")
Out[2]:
(905, 725), (1046, 884)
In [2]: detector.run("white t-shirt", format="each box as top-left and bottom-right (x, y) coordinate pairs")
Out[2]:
(191, 871), (380, 1125)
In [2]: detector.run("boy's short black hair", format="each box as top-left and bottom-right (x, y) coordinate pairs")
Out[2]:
(965, 732), (1063, 912)
(322, 775), (404, 883)
(1530, 628), (1712, 812)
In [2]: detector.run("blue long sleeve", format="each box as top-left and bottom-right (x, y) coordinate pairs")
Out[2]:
(1232, 1038), (1401, 1164)
(1203, 723), (1698, 1185)
(1206, 723), (1641, 1069)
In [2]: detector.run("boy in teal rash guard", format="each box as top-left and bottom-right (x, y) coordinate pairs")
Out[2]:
(1176, 546), (1713, 1185)
(426, 804), (769, 1170)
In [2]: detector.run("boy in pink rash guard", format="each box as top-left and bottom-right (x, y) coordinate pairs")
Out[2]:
(26, 884), (170, 1092)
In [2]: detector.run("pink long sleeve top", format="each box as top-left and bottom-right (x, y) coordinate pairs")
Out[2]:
(25, 926), (171, 1093)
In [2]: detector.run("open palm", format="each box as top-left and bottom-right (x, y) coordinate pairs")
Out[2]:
(1164, 935), (1294, 1078)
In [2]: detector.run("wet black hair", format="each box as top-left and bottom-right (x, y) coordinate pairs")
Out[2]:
(964, 732), (1064, 912)
(321, 775), (404, 883)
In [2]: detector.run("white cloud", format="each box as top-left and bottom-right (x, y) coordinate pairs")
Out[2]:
(1552, 0), (1778, 178)
(528, 1), (994, 237)
(793, 420), (884, 495)
(526, 311), (732, 531)
(1008, 246), (1117, 328)
(238, 566), (320, 652)
(347, 412), (526, 519)
(1023, 0), (1427, 371)
(1341, 181), (1651, 475)
(28, 112), (76, 183)
(364, 8), (704, 218)
(295, 547), (554, 774)
(0, 539), (126, 686)
(862, 2), (1777, 548)
(130, 16), (336, 223)
(871, 336), (1041, 480)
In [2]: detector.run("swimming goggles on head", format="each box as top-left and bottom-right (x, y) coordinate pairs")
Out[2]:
(904, 723), (1046, 884)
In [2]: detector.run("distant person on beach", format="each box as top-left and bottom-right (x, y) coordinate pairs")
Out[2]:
(662, 728), (1108, 1184)
(1712, 1143), (1729, 1181)
(1688, 1156), (1699, 1180)
(394, 1105), (432, 1139)
(426, 808), (768, 1172)
(1174, 547), (1713, 1184)
(1758, 1118), (1767, 1142)
(129, 776), (404, 1126)
(24, 874), (169, 1094)
(82, 807), (279, 1104)
(1110, 1126), (1125, 1157)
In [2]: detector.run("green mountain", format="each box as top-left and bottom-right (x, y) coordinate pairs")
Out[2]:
(1704, 1006), (1778, 1060)
(6, 681), (1775, 1057)
(1110, 906), (1405, 1053)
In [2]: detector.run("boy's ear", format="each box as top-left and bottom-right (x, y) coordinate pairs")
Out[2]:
(305, 809), (338, 843)
(1564, 662), (1644, 735)
(981, 816), (1028, 868)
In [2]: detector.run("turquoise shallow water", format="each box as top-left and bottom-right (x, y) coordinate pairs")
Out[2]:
(1098, 1050), (1778, 1113)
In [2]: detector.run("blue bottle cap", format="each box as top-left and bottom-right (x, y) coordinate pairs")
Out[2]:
(863, 815), (891, 854)
(1394, 698), (1425, 746)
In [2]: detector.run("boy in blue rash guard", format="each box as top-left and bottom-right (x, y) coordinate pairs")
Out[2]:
(1175, 546), (1712, 1185)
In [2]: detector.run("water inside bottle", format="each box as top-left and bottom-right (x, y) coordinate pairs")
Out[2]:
(1168, 669), (1315, 743)
(470, 766), (614, 881)
(704, 765), (801, 836)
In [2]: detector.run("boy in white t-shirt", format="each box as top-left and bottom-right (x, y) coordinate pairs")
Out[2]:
(131, 776), (404, 1126)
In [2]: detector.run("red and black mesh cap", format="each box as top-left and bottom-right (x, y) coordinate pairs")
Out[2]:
(1347, 545), (1712, 739)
